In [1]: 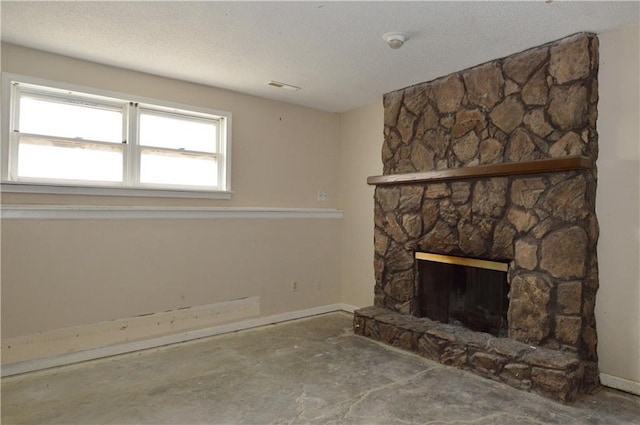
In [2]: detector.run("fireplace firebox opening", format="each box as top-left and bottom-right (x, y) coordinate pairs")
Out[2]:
(416, 252), (509, 337)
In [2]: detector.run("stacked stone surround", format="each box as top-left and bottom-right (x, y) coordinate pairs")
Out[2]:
(355, 33), (600, 401)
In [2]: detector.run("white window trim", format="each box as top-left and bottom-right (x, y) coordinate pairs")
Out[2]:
(1, 73), (233, 199)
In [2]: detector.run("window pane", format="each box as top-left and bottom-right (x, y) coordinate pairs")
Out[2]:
(17, 136), (123, 182)
(140, 150), (217, 187)
(19, 97), (123, 143)
(139, 111), (217, 153)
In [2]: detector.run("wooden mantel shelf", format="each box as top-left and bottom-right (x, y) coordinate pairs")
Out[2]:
(367, 156), (592, 186)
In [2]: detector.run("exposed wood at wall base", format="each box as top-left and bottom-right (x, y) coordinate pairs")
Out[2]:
(2, 297), (262, 365)
(367, 156), (593, 186)
(0, 303), (358, 377)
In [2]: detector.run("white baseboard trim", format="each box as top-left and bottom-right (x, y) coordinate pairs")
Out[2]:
(1, 303), (353, 377)
(600, 373), (640, 396)
(336, 303), (359, 313)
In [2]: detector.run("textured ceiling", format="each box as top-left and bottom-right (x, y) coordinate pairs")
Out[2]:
(1, 1), (638, 113)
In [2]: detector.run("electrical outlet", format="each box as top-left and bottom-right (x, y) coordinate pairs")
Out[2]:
(315, 280), (322, 290)
(317, 191), (328, 201)
(292, 281), (298, 292)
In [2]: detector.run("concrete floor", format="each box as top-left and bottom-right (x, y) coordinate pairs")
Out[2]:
(2, 312), (639, 425)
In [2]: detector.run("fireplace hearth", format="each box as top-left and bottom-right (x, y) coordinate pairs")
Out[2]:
(354, 32), (600, 402)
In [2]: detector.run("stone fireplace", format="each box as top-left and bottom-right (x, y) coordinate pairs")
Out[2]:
(354, 33), (599, 402)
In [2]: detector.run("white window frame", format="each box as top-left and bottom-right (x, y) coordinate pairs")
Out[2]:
(1, 73), (233, 199)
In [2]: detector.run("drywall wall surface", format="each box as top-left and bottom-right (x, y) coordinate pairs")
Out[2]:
(338, 101), (383, 308)
(596, 23), (640, 387)
(1, 217), (341, 338)
(0, 43), (340, 209)
(0, 44), (342, 360)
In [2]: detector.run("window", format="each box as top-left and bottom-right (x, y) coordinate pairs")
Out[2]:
(2, 75), (231, 197)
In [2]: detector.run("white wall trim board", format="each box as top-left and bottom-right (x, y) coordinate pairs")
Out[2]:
(600, 373), (640, 396)
(0, 205), (344, 220)
(1, 304), (353, 377)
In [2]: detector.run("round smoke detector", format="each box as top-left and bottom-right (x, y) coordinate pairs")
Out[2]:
(383, 32), (409, 49)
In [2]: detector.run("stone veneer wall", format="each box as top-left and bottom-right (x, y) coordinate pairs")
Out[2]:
(356, 33), (600, 401)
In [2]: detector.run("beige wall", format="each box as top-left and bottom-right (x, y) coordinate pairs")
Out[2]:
(2, 218), (341, 338)
(1, 44), (340, 208)
(595, 23), (640, 386)
(338, 102), (383, 308)
(0, 45), (342, 352)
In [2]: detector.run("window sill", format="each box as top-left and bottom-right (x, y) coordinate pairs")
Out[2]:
(0, 182), (233, 200)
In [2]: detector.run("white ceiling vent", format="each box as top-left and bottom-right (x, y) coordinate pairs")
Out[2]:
(268, 81), (301, 91)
